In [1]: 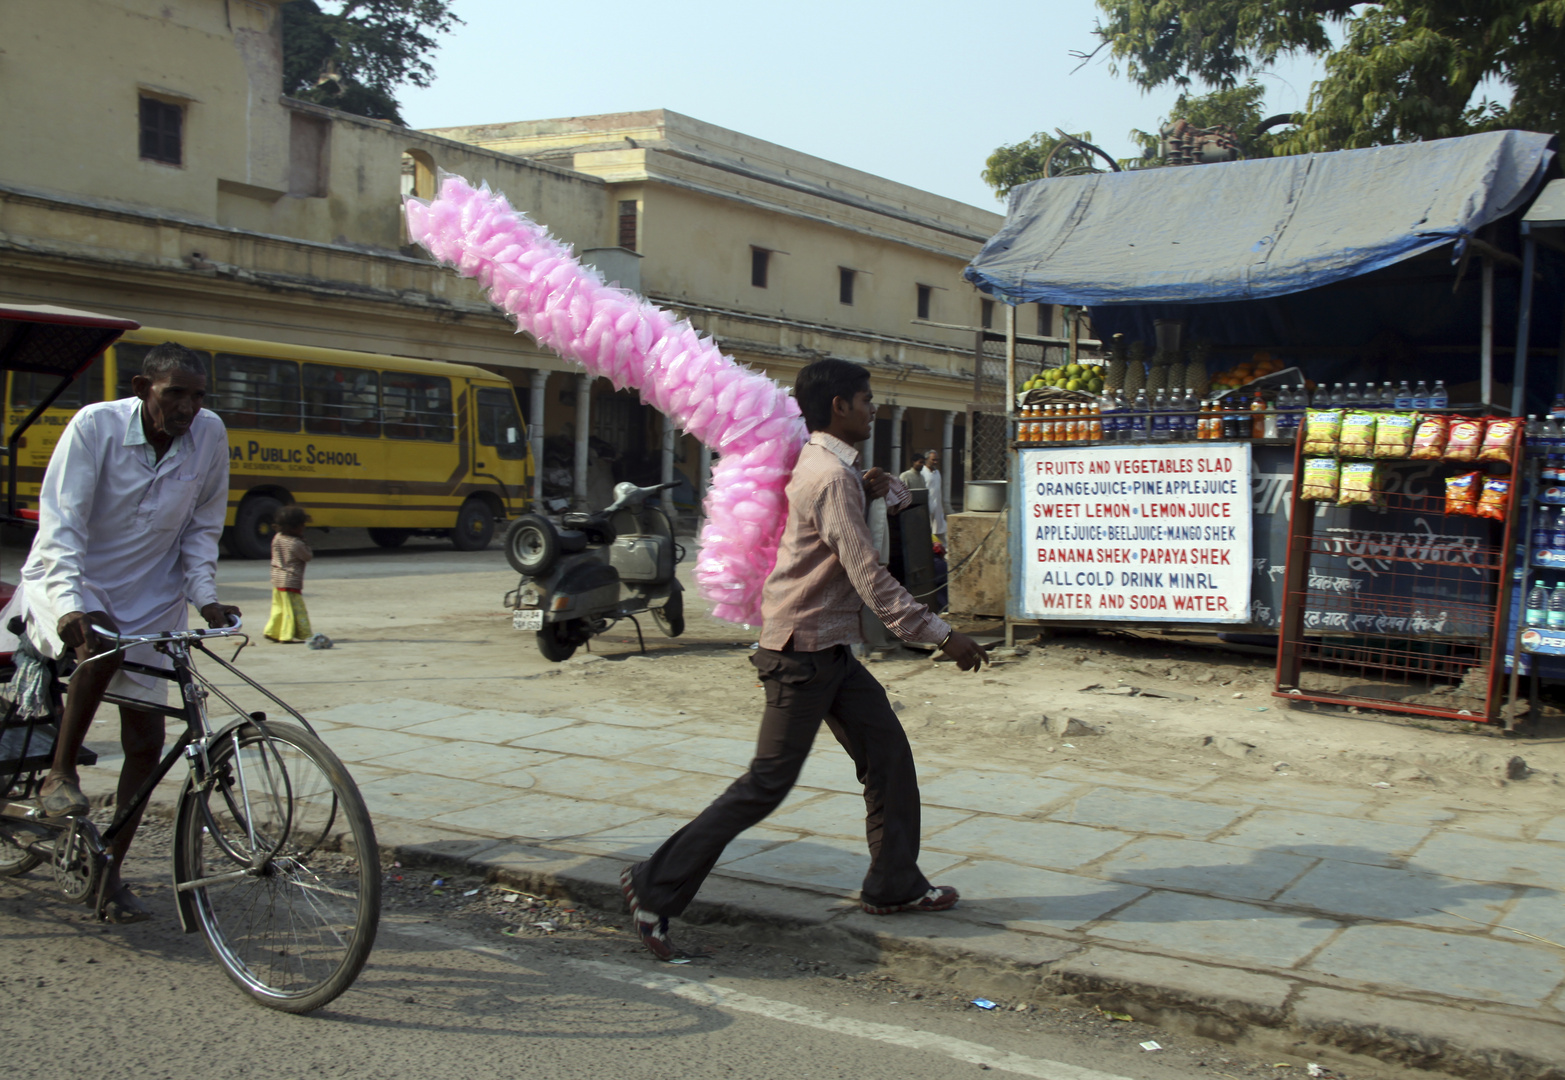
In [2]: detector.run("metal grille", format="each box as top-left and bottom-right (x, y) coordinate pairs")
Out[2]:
(1274, 426), (1523, 724)
(966, 329), (1054, 483)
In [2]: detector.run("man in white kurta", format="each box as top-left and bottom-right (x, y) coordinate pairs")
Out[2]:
(15, 343), (237, 921)
(921, 450), (946, 541)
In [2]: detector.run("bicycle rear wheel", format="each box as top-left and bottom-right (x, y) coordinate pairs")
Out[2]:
(175, 721), (379, 1013)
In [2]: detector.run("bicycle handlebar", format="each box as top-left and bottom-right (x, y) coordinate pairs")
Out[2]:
(87, 615), (244, 648)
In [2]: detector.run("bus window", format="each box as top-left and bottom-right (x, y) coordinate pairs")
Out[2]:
(382, 373), (452, 442)
(476, 386), (527, 459)
(215, 353), (300, 432)
(304, 364), (380, 438)
(10, 354), (107, 411)
(113, 344), (214, 399)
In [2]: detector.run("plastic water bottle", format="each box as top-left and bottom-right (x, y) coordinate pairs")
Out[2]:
(1380, 381), (1395, 408)
(1535, 507), (1553, 550)
(1553, 510), (1565, 550)
(1412, 380), (1431, 410)
(1552, 392), (1565, 421)
(1527, 581), (1550, 628)
(1343, 382), (1360, 406)
(1130, 389), (1149, 442)
(1394, 380), (1413, 409)
(1151, 389), (1169, 441)
(1549, 584), (1565, 631)
(1431, 380), (1448, 409)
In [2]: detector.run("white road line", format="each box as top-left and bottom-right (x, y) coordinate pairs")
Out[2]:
(567, 957), (1135, 1080)
(389, 920), (1136, 1080)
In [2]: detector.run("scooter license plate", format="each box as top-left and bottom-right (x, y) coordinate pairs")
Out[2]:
(512, 609), (544, 631)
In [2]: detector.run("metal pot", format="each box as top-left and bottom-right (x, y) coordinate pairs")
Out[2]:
(964, 481), (1008, 513)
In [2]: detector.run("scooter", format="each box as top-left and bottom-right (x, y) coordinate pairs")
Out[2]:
(502, 481), (685, 662)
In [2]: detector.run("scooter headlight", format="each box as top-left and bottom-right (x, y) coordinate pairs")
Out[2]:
(518, 585), (542, 608)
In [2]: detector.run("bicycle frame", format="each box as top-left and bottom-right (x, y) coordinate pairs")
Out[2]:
(0, 620), (322, 923)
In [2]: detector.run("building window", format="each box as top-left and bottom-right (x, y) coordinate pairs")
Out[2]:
(1037, 304), (1051, 335)
(916, 284), (932, 321)
(288, 112), (330, 197)
(751, 247), (770, 288)
(839, 267), (855, 305)
(139, 96), (184, 166)
(981, 299), (994, 329)
(618, 200), (638, 251)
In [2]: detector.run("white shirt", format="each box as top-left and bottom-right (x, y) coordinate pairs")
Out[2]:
(18, 397), (229, 669)
(922, 465), (946, 533)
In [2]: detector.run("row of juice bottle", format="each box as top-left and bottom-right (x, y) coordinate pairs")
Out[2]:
(1017, 388), (1297, 444)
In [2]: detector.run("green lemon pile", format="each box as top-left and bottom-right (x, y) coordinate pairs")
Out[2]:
(1023, 363), (1104, 394)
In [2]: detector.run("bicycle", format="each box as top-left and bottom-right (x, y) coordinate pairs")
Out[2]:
(0, 617), (380, 1014)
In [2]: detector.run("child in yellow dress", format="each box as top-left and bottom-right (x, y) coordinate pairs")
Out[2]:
(264, 505), (313, 643)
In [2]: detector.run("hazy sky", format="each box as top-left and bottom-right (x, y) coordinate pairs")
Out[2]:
(397, 0), (1328, 212)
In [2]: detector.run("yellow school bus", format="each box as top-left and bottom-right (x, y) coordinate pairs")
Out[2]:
(5, 327), (533, 558)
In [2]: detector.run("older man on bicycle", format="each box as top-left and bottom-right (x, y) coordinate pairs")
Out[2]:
(13, 341), (240, 922)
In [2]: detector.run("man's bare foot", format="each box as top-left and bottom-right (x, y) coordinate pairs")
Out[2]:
(102, 882), (153, 924)
(38, 774), (89, 817)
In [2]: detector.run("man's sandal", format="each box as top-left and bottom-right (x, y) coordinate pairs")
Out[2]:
(102, 884), (153, 924)
(38, 777), (89, 818)
(861, 885), (960, 915)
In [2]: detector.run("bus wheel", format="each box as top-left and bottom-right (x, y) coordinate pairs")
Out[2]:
(450, 498), (495, 551)
(367, 528), (411, 549)
(232, 494), (283, 560)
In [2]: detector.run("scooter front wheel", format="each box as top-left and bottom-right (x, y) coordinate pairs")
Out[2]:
(537, 620), (584, 662)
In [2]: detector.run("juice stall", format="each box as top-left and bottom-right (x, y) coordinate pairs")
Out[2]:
(962, 130), (1565, 726)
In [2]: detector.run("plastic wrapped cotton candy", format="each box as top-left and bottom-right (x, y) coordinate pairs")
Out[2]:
(405, 174), (807, 625)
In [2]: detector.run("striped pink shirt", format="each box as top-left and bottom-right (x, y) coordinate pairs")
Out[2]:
(758, 431), (951, 651)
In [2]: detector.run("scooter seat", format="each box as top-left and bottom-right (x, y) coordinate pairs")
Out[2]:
(557, 529), (588, 554)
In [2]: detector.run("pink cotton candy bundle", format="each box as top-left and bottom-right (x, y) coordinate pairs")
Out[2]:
(406, 174), (807, 625)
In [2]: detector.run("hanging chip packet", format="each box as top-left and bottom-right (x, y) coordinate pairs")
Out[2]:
(1337, 461), (1383, 508)
(1410, 414), (1447, 460)
(1478, 417), (1521, 464)
(1373, 412), (1416, 458)
(1339, 411), (1378, 457)
(1445, 471), (1481, 516)
(1303, 410), (1342, 456)
(1477, 477), (1512, 521)
(1301, 457), (1341, 501)
(1444, 418), (1484, 462)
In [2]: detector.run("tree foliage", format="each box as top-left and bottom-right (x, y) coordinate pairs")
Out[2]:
(282, 0), (463, 124)
(982, 131), (1107, 199)
(1091, 0), (1565, 152)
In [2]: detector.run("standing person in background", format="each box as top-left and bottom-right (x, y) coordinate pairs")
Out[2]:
(899, 453), (926, 491)
(264, 505), (313, 643)
(922, 449), (946, 542)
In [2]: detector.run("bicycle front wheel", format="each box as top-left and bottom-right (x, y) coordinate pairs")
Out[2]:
(175, 721), (380, 1013)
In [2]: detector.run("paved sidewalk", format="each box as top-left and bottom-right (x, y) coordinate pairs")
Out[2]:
(87, 688), (1565, 1078)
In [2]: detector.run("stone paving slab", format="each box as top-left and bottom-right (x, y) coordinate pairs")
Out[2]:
(1213, 809), (1432, 867)
(1306, 924), (1565, 1008)
(1086, 890), (1344, 969)
(1051, 788), (1243, 839)
(1094, 836), (1316, 902)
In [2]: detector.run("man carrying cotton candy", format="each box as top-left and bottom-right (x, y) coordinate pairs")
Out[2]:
(620, 359), (989, 961)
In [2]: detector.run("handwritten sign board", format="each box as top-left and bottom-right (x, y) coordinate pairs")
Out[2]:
(1014, 444), (1253, 624)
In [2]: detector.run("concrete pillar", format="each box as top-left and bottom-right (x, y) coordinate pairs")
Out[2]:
(660, 412), (676, 489)
(574, 372), (592, 508)
(889, 405), (906, 475)
(529, 369), (548, 509)
(861, 420), (876, 473)
(698, 443), (713, 523)
(942, 411), (956, 511)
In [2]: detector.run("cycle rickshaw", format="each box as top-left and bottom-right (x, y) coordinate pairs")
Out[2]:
(0, 304), (379, 1013)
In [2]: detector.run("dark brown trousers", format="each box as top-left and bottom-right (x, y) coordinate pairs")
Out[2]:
(630, 644), (931, 916)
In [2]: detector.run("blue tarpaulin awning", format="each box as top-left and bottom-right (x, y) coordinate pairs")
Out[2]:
(963, 130), (1556, 307)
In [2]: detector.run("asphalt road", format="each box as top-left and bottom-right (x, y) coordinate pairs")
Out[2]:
(1, 841), (1373, 1080)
